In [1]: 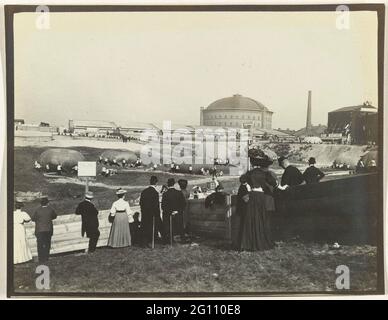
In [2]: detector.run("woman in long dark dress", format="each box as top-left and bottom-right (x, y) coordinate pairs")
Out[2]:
(236, 174), (250, 248)
(240, 156), (286, 251)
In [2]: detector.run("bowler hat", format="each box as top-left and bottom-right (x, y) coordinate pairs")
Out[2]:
(308, 157), (316, 165)
(215, 184), (224, 192)
(167, 178), (175, 187)
(278, 156), (288, 166)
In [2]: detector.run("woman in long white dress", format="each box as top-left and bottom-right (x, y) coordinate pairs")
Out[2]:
(107, 188), (134, 248)
(14, 201), (33, 264)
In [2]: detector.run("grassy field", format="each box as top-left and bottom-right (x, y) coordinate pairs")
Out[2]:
(14, 146), (349, 215)
(14, 146), (216, 214)
(13, 239), (377, 294)
(13, 145), (377, 294)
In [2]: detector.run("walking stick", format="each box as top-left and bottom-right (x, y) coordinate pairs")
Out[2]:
(169, 214), (173, 247)
(152, 216), (155, 249)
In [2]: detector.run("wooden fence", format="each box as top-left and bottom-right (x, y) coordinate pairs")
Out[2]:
(25, 206), (141, 257)
(24, 173), (379, 257)
(186, 173), (379, 245)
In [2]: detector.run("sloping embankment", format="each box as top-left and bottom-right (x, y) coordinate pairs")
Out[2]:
(263, 143), (371, 167)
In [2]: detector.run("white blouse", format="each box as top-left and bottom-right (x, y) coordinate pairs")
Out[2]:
(110, 198), (134, 223)
(14, 210), (31, 225)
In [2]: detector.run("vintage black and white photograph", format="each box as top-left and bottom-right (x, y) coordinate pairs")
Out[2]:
(5, 4), (385, 296)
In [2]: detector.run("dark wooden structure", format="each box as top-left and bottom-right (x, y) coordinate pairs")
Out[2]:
(187, 173), (379, 245)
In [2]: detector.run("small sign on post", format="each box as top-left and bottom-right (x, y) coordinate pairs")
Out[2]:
(78, 161), (97, 193)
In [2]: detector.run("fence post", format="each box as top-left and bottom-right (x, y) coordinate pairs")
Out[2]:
(226, 195), (232, 242)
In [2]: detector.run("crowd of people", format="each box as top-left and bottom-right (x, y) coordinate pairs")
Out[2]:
(235, 154), (326, 251)
(34, 161), (78, 175)
(16, 152), (355, 264)
(13, 175), (192, 264)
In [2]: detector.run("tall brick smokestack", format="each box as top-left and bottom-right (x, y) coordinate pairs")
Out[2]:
(306, 90), (312, 135)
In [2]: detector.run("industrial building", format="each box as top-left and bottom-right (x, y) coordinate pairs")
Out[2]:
(68, 120), (118, 136)
(200, 94), (273, 131)
(324, 102), (378, 145)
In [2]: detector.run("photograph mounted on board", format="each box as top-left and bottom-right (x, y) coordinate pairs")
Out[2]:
(6, 4), (384, 296)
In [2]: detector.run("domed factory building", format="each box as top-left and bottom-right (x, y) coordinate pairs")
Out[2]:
(200, 94), (273, 130)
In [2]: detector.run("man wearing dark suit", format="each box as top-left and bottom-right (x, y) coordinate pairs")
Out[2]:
(140, 176), (163, 246)
(161, 178), (186, 244)
(278, 156), (304, 187)
(31, 196), (57, 263)
(303, 157), (325, 184)
(75, 191), (100, 253)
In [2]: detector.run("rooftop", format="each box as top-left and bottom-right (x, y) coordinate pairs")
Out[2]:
(206, 94), (271, 112)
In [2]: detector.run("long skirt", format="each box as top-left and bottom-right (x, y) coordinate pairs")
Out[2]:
(240, 191), (274, 251)
(14, 224), (32, 264)
(107, 212), (131, 248)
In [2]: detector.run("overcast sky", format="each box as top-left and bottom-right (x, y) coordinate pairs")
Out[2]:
(14, 10), (378, 130)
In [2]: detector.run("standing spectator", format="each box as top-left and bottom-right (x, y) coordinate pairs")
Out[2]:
(56, 163), (62, 175)
(31, 196), (57, 263)
(278, 156), (304, 187)
(178, 179), (190, 236)
(240, 156), (286, 251)
(13, 200), (32, 264)
(140, 176), (163, 247)
(235, 174), (250, 249)
(45, 164), (50, 172)
(75, 191), (100, 254)
(303, 157), (325, 184)
(161, 178), (186, 244)
(107, 188), (133, 248)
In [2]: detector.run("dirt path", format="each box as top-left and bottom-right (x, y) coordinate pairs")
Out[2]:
(47, 173), (240, 190)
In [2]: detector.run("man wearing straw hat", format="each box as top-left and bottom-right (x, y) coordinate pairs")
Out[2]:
(31, 196), (57, 263)
(75, 191), (100, 253)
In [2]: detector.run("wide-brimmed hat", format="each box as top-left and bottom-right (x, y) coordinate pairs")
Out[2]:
(308, 157), (316, 164)
(257, 155), (274, 167)
(15, 199), (24, 208)
(85, 191), (94, 199)
(116, 188), (127, 195)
